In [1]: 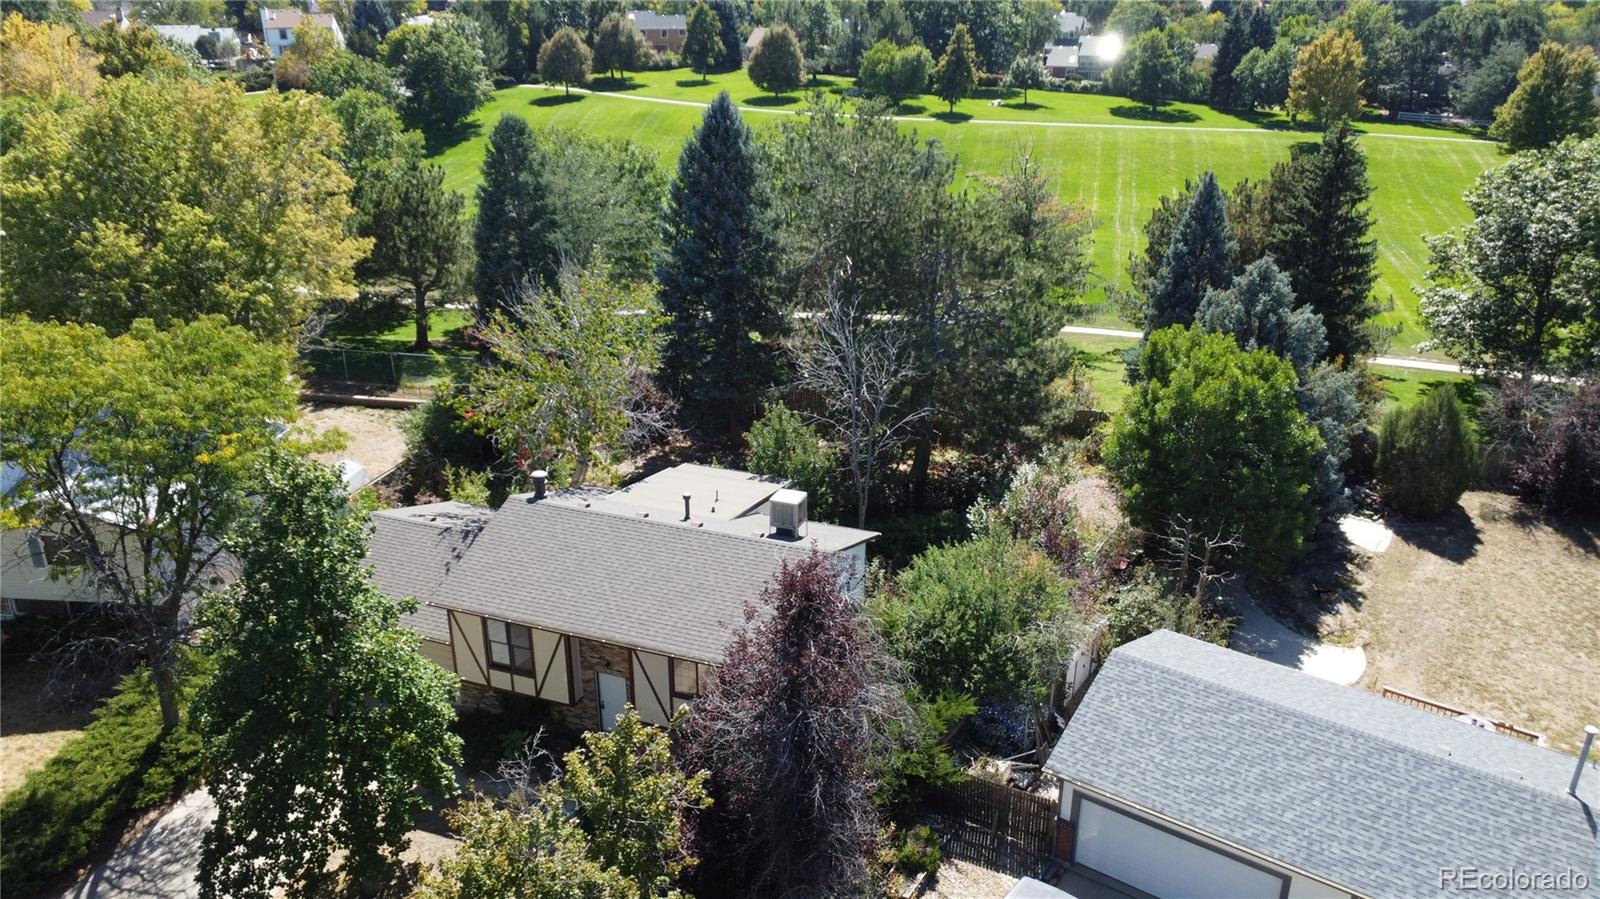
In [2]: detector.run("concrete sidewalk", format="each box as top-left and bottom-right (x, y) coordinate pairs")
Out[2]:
(62, 790), (214, 899)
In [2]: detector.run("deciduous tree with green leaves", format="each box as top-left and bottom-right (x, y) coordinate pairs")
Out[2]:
(682, 2), (723, 82)
(381, 22), (492, 132)
(1110, 27), (1190, 111)
(744, 403), (839, 516)
(1421, 135), (1600, 377)
(1003, 51), (1046, 105)
(459, 267), (671, 486)
(364, 161), (469, 349)
(0, 317), (298, 733)
(592, 10), (646, 80)
(0, 77), (368, 342)
(747, 22), (803, 95)
(558, 708), (710, 898)
(537, 25), (590, 94)
(1489, 42), (1600, 152)
(1287, 28), (1365, 126)
(859, 39), (931, 106)
(1105, 327), (1322, 572)
(930, 21), (976, 112)
(195, 453), (462, 898)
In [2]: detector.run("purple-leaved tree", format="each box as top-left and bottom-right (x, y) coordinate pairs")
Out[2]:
(680, 550), (904, 898)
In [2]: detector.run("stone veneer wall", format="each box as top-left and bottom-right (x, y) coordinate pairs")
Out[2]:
(549, 638), (630, 733)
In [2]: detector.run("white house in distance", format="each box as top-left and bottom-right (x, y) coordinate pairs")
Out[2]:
(259, 7), (343, 58)
(1044, 32), (1124, 80)
(1044, 630), (1599, 899)
(364, 464), (877, 733)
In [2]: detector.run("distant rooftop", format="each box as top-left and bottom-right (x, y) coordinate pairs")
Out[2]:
(628, 10), (686, 31)
(603, 463), (786, 521)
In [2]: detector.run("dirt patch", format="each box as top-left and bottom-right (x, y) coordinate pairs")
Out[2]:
(1346, 491), (1600, 752)
(924, 858), (1018, 899)
(301, 402), (411, 478)
(0, 657), (93, 797)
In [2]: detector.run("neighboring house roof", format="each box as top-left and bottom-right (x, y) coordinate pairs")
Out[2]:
(259, 8), (338, 33)
(1077, 33), (1123, 63)
(1045, 45), (1078, 70)
(606, 463), (785, 521)
(366, 502), (491, 642)
(1046, 630), (1600, 899)
(628, 10), (686, 31)
(81, 9), (122, 28)
(1194, 41), (1219, 62)
(151, 25), (237, 47)
(745, 26), (766, 50)
(1055, 10), (1086, 35)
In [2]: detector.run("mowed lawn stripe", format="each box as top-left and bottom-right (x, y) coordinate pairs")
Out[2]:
(430, 83), (1501, 353)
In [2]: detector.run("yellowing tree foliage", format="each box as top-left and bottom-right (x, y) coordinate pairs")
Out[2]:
(0, 76), (370, 341)
(0, 12), (100, 99)
(1287, 28), (1365, 126)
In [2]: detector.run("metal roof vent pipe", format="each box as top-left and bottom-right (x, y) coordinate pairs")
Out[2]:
(1571, 725), (1598, 797)
(532, 470), (548, 501)
(682, 493), (692, 521)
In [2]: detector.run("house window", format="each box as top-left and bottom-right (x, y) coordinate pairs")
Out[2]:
(278, 28), (288, 40)
(26, 534), (47, 568)
(485, 617), (535, 675)
(672, 658), (713, 701)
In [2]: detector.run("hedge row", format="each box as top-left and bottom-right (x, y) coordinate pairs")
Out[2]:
(0, 667), (203, 897)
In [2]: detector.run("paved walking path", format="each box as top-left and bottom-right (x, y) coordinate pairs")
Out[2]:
(62, 791), (214, 899)
(1219, 585), (1368, 687)
(1058, 325), (1465, 375)
(514, 84), (1490, 144)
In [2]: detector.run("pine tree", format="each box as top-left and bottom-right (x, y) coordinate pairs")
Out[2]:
(1210, 2), (1274, 107)
(931, 21), (977, 113)
(1265, 122), (1380, 362)
(1144, 172), (1235, 334)
(707, 0), (744, 71)
(656, 93), (782, 430)
(682, 2), (723, 82)
(1195, 256), (1327, 375)
(473, 115), (552, 318)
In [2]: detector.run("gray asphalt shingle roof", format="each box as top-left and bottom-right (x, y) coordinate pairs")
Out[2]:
(628, 10), (686, 31)
(366, 502), (490, 642)
(1046, 630), (1600, 899)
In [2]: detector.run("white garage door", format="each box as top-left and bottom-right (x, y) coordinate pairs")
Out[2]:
(1074, 798), (1285, 899)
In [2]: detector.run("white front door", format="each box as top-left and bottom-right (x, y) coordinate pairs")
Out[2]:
(597, 671), (628, 731)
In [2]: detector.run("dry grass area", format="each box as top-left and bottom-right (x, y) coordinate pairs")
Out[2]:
(1346, 491), (1600, 753)
(0, 657), (93, 797)
(924, 857), (1019, 899)
(301, 402), (411, 478)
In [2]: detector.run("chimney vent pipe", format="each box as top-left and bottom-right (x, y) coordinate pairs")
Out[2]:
(1570, 725), (1598, 796)
(683, 493), (692, 521)
(532, 470), (548, 501)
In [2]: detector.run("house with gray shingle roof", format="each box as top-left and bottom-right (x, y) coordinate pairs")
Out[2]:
(1043, 630), (1599, 899)
(627, 9), (687, 54)
(366, 464), (875, 733)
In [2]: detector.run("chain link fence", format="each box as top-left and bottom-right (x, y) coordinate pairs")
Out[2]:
(300, 347), (476, 398)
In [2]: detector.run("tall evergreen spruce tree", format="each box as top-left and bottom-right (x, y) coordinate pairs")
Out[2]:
(1145, 172), (1236, 334)
(657, 93), (782, 430)
(473, 115), (552, 319)
(1211, 2), (1274, 107)
(1266, 122), (1379, 362)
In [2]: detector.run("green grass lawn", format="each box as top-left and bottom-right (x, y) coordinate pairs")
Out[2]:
(425, 70), (1503, 356)
(1062, 334), (1472, 414)
(322, 303), (474, 351)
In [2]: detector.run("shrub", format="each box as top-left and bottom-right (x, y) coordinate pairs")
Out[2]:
(1102, 567), (1234, 651)
(873, 691), (973, 819)
(1486, 381), (1600, 515)
(888, 824), (942, 877)
(0, 667), (203, 895)
(744, 403), (839, 517)
(1376, 387), (1478, 517)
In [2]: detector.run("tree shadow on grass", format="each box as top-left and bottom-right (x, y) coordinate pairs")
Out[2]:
(893, 101), (930, 116)
(589, 75), (643, 92)
(1390, 504), (1483, 564)
(676, 77), (713, 88)
(1109, 103), (1200, 123)
(743, 93), (801, 107)
(931, 110), (973, 123)
(1001, 100), (1046, 111)
(421, 120), (482, 157)
(531, 93), (585, 107)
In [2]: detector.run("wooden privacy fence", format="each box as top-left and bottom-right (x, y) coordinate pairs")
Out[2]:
(1381, 686), (1548, 745)
(931, 777), (1058, 876)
